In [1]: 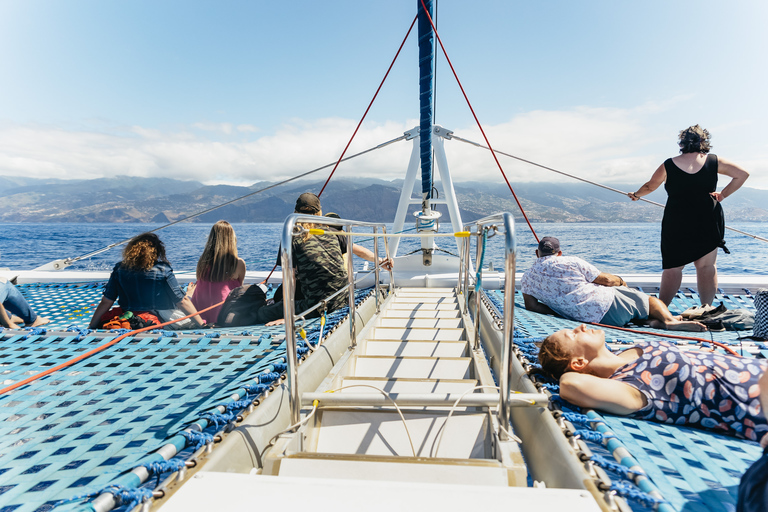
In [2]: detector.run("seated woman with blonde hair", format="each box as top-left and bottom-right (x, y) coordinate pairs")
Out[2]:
(187, 220), (246, 325)
(89, 232), (205, 329)
(538, 324), (768, 442)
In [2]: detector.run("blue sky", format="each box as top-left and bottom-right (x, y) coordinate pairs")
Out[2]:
(1, 0), (766, 189)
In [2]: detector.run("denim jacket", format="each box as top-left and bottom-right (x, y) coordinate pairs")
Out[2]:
(103, 262), (185, 312)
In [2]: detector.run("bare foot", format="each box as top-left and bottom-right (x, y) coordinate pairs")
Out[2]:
(665, 320), (707, 332)
(10, 315), (23, 323)
(30, 317), (51, 328)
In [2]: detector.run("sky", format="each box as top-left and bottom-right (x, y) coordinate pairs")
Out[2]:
(1, 0), (767, 191)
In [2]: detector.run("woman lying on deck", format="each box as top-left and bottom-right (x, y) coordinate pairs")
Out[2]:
(538, 325), (768, 443)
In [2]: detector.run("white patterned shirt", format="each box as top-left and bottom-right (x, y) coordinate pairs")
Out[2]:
(521, 255), (613, 323)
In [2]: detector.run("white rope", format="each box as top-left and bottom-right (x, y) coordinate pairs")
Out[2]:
(450, 134), (768, 244)
(43, 135), (409, 268)
(325, 384), (417, 457)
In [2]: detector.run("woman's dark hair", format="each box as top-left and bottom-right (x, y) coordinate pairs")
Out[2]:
(678, 125), (712, 154)
(122, 232), (168, 271)
(537, 334), (573, 379)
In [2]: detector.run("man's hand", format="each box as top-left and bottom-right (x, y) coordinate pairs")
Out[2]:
(266, 318), (286, 327)
(523, 293), (558, 316)
(592, 272), (625, 287)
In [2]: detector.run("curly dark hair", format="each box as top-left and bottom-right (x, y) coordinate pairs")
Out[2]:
(537, 333), (574, 380)
(122, 232), (168, 271)
(678, 125), (712, 154)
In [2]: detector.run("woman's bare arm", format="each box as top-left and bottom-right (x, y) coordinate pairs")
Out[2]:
(629, 163), (666, 200)
(235, 258), (246, 285)
(89, 297), (115, 329)
(176, 296), (205, 326)
(559, 372), (647, 415)
(712, 156), (749, 202)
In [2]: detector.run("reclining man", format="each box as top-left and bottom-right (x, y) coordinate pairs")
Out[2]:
(521, 237), (706, 331)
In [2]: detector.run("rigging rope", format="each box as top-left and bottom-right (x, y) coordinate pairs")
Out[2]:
(450, 133), (768, 244)
(317, 15), (418, 197)
(46, 136), (407, 268)
(417, 0), (539, 243)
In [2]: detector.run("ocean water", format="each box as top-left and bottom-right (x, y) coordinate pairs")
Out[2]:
(1, 222), (768, 275)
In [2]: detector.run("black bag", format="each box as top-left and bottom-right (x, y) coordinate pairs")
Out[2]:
(737, 448), (768, 512)
(216, 284), (267, 327)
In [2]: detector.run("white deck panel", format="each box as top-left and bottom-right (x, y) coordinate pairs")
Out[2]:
(370, 327), (465, 341)
(382, 309), (461, 319)
(160, 473), (602, 512)
(388, 302), (459, 311)
(392, 296), (457, 304)
(353, 356), (471, 379)
(365, 340), (467, 357)
(315, 409), (487, 458)
(377, 317), (463, 328)
(339, 377), (477, 395)
(278, 457), (509, 485)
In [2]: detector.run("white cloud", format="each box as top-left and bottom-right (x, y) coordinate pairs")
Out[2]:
(1, 105), (767, 190)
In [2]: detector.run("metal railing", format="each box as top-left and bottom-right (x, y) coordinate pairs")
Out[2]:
(460, 212), (516, 441)
(280, 214), (394, 425)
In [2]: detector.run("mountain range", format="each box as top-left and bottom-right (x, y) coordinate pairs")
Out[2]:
(1, 175), (767, 224)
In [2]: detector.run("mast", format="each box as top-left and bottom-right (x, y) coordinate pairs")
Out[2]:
(415, 0), (440, 266)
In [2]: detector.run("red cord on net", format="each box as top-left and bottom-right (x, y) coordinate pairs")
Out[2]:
(590, 322), (742, 357)
(317, 15), (418, 198)
(417, 0), (539, 243)
(0, 300), (227, 396)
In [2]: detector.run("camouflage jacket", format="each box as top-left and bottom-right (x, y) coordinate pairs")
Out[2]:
(292, 232), (348, 312)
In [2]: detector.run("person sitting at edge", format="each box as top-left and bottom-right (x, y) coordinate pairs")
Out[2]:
(271, 210), (393, 304)
(0, 277), (50, 329)
(88, 233), (205, 329)
(537, 324), (767, 443)
(258, 193), (391, 326)
(521, 236), (706, 331)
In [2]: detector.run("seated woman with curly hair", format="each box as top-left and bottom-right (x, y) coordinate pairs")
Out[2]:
(88, 232), (204, 329)
(538, 324), (768, 443)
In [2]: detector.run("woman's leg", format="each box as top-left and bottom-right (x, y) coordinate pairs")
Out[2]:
(693, 249), (718, 306)
(659, 266), (683, 306)
(0, 281), (37, 324)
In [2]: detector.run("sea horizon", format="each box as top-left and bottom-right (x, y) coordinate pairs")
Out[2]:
(2, 222), (768, 276)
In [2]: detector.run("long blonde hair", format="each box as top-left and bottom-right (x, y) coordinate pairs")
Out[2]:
(196, 221), (239, 282)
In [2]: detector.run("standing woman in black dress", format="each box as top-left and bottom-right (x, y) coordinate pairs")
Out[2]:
(628, 125), (749, 306)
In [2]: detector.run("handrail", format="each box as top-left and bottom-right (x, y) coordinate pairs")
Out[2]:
(280, 214), (393, 425)
(461, 212), (516, 442)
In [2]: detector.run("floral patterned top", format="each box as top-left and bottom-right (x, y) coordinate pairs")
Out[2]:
(611, 340), (768, 441)
(521, 255), (613, 323)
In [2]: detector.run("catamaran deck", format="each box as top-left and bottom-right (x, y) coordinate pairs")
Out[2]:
(0, 279), (765, 512)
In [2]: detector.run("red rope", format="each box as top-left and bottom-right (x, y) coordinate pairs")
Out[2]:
(0, 300), (227, 396)
(590, 321), (742, 357)
(317, 15), (418, 197)
(417, 0), (539, 243)
(260, 262), (279, 285)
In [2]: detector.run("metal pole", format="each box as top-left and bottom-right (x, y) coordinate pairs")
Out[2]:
(281, 215), (300, 426)
(463, 229), (471, 312)
(498, 213), (516, 441)
(374, 227), (381, 314)
(383, 226), (394, 294)
(347, 224), (357, 346)
(473, 225), (482, 350)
